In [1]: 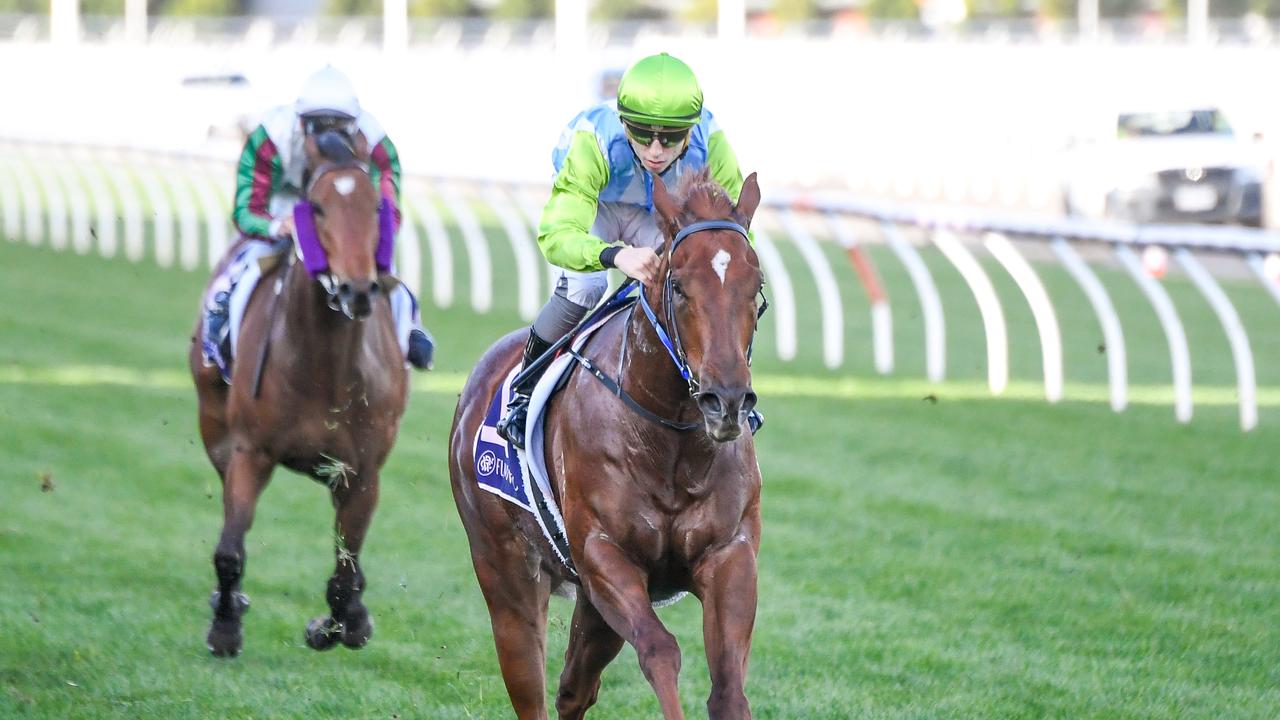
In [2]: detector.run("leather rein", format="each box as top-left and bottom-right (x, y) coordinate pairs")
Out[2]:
(568, 219), (769, 432)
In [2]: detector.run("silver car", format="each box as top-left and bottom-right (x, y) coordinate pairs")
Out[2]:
(1063, 108), (1265, 227)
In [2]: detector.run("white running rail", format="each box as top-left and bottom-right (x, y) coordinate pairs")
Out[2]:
(985, 232), (1063, 403)
(1051, 237), (1128, 412)
(778, 209), (843, 369)
(1176, 249), (1257, 431)
(7, 141), (1280, 431)
(933, 228), (1008, 394)
(1115, 244), (1194, 424)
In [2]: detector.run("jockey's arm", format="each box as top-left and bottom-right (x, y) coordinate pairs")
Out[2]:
(538, 130), (613, 272)
(367, 135), (402, 226)
(706, 129), (756, 244)
(232, 126), (285, 239)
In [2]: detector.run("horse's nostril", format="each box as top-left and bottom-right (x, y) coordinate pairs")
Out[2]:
(698, 393), (724, 416)
(369, 281), (380, 295)
(338, 282), (352, 296)
(743, 391), (758, 413)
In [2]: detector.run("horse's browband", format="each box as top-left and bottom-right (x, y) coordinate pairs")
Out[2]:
(304, 160), (367, 198)
(671, 220), (749, 250)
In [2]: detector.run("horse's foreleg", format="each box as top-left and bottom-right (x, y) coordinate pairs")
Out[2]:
(555, 594), (624, 720)
(306, 477), (379, 651)
(693, 534), (759, 720)
(580, 533), (686, 720)
(207, 445), (273, 657)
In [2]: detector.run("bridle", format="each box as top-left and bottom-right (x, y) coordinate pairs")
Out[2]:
(293, 161), (396, 318)
(636, 219), (769, 399)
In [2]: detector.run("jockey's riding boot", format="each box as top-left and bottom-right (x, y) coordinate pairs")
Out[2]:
(407, 328), (436, 371)
(496, 330), (555, 450)
(201, 290), (232, 376)
(747, 408), (765, 435)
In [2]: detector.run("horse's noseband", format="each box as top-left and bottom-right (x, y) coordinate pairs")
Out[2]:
(637, 219), (768, 399)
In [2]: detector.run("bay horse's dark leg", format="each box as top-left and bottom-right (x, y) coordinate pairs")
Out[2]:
(693, 535), (759, 720)
(555, 594), (624, 720)
(207, 445), (274, 657)
(580, 533), (686, 720)
(306, 477), (379, 651)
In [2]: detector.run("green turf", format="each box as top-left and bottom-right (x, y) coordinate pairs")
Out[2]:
(2, 235), (1279, 719)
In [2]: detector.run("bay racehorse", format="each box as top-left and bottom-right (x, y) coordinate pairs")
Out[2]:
(189, 130), (409, 657)
(449, 169), (765, 719)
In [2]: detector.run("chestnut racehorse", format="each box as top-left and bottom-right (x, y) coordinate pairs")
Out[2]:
(449, 169), (766, 719)
(189, 131), (409, 657)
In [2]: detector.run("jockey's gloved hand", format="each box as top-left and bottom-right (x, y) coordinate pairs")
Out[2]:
(269, 214), (297, 240)
(611, 246), (661, 287)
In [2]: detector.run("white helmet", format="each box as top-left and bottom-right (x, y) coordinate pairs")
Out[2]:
(295, 65), (361, 119)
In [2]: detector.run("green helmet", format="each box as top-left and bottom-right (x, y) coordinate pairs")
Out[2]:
(616, 53), (703, 129)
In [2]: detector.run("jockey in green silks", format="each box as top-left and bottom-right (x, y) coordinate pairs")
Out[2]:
(496, 52), (754, 449)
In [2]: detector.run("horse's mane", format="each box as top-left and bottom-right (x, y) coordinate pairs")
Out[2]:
(672, 168), (735, 221)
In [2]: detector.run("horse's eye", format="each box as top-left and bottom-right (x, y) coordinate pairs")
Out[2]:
(310, 202), (325, 218)
(671, 280), (686, 298)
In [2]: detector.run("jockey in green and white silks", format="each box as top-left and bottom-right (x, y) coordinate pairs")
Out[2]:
(200, 65), (435, 378)
(496, 52), (753, 448)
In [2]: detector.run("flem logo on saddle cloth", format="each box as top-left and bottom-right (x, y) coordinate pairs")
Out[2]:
(293, 198), (397, 278)
(473, 365), (532, 510)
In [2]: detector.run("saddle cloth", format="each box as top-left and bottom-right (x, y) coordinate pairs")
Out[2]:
(472, 300), (692, 607)
(472, 303), (631, 575)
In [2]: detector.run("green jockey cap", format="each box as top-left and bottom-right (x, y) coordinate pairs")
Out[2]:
(616, 53), (703, 129)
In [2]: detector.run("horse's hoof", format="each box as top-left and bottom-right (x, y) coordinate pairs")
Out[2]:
(340, 613), (374, 649)
(206, 619), (243, 657)
(209, 590), (251, 615)
(305, 617), (342, 651)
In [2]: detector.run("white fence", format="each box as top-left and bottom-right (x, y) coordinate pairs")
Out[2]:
(5, 140), (1280, 430)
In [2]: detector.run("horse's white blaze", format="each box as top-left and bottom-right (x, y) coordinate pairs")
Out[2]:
(712, 249), (731, 284)
(334, 176), (356, 196)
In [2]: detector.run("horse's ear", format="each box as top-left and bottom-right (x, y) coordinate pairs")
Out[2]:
(352, 130), (370, 161)
(734, 172), (761, 229)
(303, 133), (322, 166)
(651, 173), (682, 243)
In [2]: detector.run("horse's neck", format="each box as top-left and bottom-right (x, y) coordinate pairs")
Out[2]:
(277, 266), (384, 373)
(619, 300), (701, 427)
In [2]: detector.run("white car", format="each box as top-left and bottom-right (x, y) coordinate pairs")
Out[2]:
(1063, 107), (1265, 227)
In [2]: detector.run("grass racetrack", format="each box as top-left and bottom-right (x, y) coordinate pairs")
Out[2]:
(2, 232), (1279, 719)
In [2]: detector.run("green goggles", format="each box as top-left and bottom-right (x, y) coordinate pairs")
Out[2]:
(623, 122), (690, 149)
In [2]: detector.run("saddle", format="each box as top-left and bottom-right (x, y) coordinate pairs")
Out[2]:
(202, 239), (291, 382)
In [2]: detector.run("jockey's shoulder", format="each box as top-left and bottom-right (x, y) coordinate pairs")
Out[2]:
(355, 111), (389, 147)
(250, 105), (299, 151)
